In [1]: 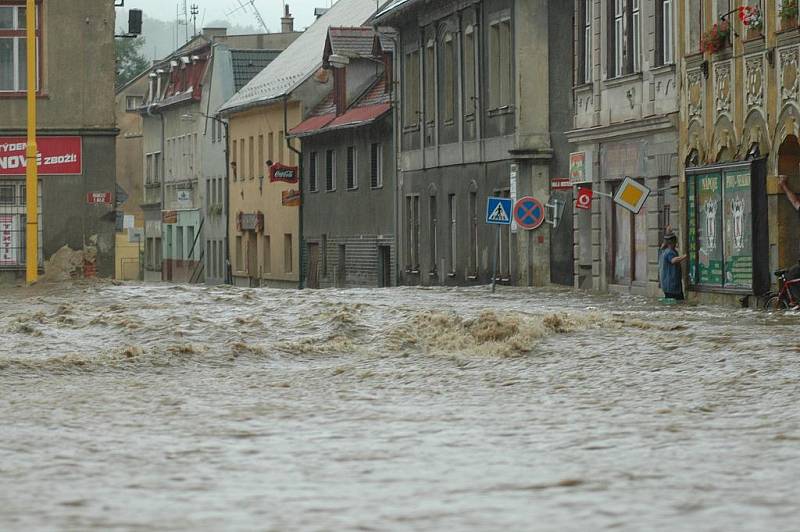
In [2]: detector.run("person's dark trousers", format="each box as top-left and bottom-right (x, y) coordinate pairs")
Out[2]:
(664, 291), (685, 301)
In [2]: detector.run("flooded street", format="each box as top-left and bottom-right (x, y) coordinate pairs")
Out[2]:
(1, 282), (799, 531)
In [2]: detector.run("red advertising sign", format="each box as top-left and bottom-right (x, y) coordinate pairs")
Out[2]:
(269, 163), (298, 184)
(576, 187), (593, 210)
(87, 192), (112, 205)
(0, 136), (82, 176)
(551, 177), (572, 191)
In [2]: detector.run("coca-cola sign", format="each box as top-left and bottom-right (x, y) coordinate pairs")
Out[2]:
(269, 163), (298, 184)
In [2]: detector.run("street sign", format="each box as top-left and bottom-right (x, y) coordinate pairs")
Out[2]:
(486, 197), (512, 225)
(87, 192), (112, 205)
(551, 177), (572, 190)
(513, 196), (545, 230)
(576, 187), (593, 210)
(613, 177), (651, 214)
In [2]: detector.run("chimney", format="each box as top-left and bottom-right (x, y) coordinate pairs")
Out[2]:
(281, 5), (294, 33)
(202, 27), (227, 41)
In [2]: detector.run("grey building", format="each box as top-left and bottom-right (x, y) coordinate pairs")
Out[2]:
(290, 27), (395, 288)
(0, 0), (117, 282)
(566, 0), (678, 297)
(373, 0), (574, 288)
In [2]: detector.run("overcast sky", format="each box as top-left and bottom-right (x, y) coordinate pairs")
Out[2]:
(118, 0), (341, 33)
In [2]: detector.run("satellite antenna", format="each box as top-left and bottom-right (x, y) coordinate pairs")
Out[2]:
(226, 0), (270, 33)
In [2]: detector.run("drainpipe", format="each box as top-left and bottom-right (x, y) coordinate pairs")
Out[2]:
(222, 118), (231, 284)
(284, 94), (304, 289)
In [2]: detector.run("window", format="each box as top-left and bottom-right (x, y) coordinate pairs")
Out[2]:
(609, 0), (641, 77)
(284, 233), (293, 273)
(154, 152), (161, 183)
(236, 235), (243, 270)
(489, 17), (512, 109)
(688, 0), (702, 52)
(370, 143), (382, 188)
(656, 0), (674, 65)
(403, 49), (420, 128)
(441, 32), (456, 124)
(632, 0), (641, 73)
(231, 139), (238, 180)
(405, 195), (420, 270)
(579, 0), (592, 84)
(0, 4), (39, 93)
(346, 146), (357, 189)
(309, 152), (318, 192)
(248, 136), (254, 179)
(146, 154), (154, 184)
(176, 226), (184, 260)
(448, 194), (456, 274)
(0, 184), (14, 204)
(429, 194), (438, 274)
(258, 134), (264, 178)
(325, 149), (336, 192)
(612, 0), (624, 78)
(469, 190), (478, 276)
(205, 179), (210, 210)
(463, 25), (477, 117)
(263, 235), (271, 274)
(239, 138), (245, 179)
(268, 132), (274, 163)
(424, 39), (435, 124)
(126, 95), (143, 111)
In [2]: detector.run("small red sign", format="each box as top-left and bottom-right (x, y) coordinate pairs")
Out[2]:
(551, 177), (572, 190)
(0, 136), (82, 176)
(87, 192), (112, 205)
(576, 187), (593, 210)
(269, 163), (299, 184)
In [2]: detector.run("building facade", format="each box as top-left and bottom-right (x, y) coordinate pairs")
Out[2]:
(219, 0), (378, 288)
(678, 1), (796, 306)
(0, 0), (117, 282)
(567, 0), (680, 297)
(290, 27), (396, 288)
(375, 0), (573, 288)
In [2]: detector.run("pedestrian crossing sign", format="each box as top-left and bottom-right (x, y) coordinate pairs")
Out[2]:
(486, 197), (513, 225)
(613, 177), (651, 214)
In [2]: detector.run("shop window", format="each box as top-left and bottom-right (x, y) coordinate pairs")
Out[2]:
(405, 195), (420, 270)
(429, 193), (438, 275)
(0, 3), (40, 93)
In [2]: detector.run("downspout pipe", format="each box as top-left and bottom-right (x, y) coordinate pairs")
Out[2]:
(284, 94), (304, 290)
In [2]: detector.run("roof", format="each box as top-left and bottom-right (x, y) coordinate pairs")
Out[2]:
(327, 27), (376, 58)
(230, 49), (283, 91)
(218, 0), (378, 115)
(289, 77), (391, 138)
(373, 0), (420, 22)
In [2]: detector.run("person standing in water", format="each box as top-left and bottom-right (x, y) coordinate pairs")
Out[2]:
(660, 230), (688, 301)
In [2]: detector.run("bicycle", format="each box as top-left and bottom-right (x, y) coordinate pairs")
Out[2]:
(763, 268), (800, 311)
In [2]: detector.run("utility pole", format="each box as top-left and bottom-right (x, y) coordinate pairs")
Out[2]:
(190, 4), (199, 37)
(25, 0), (38, 284)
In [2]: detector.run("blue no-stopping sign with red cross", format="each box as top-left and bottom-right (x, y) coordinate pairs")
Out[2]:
(513, 196), (545, 230)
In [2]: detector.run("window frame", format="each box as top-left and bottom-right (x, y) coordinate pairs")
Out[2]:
(346, 145), (358, 190)
(309, 151), (318, 192)
(370, 143), (382, 189)
(325, 149), (336, 192)
(0, 2), (41, 95)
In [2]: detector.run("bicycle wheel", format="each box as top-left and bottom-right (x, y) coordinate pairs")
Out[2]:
(765, 295), (789, 311)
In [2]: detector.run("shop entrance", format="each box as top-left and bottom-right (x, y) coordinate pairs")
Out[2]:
(777, 135), (800, 269)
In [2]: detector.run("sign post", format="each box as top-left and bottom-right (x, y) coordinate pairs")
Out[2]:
(25, 0), (37, 284)
(486, 196), (512, 293)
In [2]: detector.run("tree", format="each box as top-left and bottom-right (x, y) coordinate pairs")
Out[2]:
(116, 37), (150, 89)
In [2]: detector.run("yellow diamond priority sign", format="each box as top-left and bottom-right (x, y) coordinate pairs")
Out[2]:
(613, 177), (651, 214)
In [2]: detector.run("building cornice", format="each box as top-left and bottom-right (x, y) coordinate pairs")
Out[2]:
(565, 114), (677, 145)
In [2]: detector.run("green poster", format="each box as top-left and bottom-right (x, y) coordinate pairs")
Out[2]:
(696, 173), (723, 286)
(723, 170), (753, 289)
(687, 178), (697, 285)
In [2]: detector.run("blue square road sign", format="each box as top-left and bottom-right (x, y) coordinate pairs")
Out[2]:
(486, 196), (513, 225)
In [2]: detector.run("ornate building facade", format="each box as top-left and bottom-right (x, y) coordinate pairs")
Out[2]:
(678, 1), (798, 305)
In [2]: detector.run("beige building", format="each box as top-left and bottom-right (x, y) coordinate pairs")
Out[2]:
(218, 0), (378, 288)
(678, 1), (797, 305)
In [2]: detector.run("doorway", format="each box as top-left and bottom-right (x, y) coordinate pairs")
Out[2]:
(378, 245), (391, 287)
(307, 243), (320, 289)
(777, 135), (800, 270)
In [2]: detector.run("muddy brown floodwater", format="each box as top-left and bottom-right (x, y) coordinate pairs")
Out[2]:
(1, 282), (799, 531)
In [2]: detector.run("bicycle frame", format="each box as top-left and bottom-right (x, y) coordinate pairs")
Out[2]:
(775, 274), (800, 307)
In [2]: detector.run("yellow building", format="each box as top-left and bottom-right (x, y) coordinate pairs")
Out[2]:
(218, 0), (378, 288)
(679, 0), (800, 305)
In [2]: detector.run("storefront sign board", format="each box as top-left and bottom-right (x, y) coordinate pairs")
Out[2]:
(0, 136), (82, 176)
